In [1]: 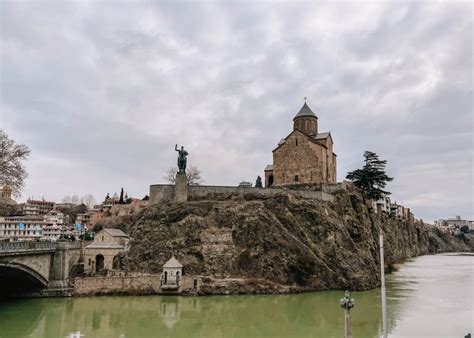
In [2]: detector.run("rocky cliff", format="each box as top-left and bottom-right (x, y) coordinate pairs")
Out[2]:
(115, 189), (470, 294)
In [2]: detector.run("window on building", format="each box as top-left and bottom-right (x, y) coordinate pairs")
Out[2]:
(295, 139), (298, 146)
(294, 175), (299, 182)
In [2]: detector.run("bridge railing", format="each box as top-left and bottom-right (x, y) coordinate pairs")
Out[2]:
(0, 241), (58, 255)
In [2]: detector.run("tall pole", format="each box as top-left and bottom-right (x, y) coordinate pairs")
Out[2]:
(345, 307), (352, 338)
(340, 290), (355, 338)
(380, 232), (388, 338)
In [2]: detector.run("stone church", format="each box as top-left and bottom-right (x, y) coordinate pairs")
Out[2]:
(264, 101), (337, 187)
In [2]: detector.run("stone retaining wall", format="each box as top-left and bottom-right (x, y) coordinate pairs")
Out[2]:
(73, 275), (162, 296)
(149, 184), (335, 204)
(73, 275), (200, 296)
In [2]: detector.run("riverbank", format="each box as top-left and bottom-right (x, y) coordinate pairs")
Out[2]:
(1, 253), (472, 338)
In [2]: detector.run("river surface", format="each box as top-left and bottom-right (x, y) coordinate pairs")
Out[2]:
(0, 253), (472, 338)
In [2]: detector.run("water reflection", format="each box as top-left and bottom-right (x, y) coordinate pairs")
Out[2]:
(160, 297), (182, 329)
(0, 291), (387, 337)
(0, 254), (471, 338)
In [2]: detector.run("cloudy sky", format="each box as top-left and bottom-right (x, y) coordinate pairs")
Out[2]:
(1, 1), (472, 222)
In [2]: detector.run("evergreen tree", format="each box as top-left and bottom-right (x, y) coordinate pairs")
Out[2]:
(346, 151), (393, 200)
(119, 188), (124, 204)
(255, 176), (263, 188)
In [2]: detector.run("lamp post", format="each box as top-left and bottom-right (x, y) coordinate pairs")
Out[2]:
(340, 290), (355, 338)
(380, 231), (388, 338)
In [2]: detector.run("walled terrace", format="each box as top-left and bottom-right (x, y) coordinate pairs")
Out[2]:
(149, 182), (350, 205)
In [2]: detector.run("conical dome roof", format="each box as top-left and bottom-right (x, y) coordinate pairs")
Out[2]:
(293, 102), (317, 120)
(163, 256), (183, 268)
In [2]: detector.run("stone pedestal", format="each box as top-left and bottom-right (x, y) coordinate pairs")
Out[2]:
(174, 172), (188, 202)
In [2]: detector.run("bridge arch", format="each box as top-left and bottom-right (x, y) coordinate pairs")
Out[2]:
(0, 261), (49, 296)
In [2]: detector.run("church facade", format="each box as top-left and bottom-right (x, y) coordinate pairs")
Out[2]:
(264, 101), (337, 187)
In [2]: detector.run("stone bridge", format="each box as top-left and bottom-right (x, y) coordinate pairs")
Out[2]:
(0, 241), (83, 297)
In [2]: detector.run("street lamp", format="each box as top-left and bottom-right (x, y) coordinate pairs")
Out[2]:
(340, 290), (355, 338)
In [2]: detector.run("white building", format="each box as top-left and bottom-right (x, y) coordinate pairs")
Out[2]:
(0, 210), (79, 242)
(42, 210), (68, 241)
(77, 213), (93, 230)
(102, 193), (120, 210)
(375, 195), (391, 214)
(23, 199), (55, 216)
(0, 216), (44, 241)
(435, 216), (473, 233)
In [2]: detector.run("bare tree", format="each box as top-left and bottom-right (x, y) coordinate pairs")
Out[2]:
(81, 194), (96, 209)
(62, 195), (72, 203)
(0, 130), (31, 197)
(71, 194), (80, 205)
(165, 165), (203, 185)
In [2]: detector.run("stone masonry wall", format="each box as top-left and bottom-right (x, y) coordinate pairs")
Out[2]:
(273, 130), (336, 186)
(0, 253), (52, 284)
(149, 184), (334, 205)
(73, 275), (162, 295)
(149, 185), (174, 204)
(73, 275), (200, 296)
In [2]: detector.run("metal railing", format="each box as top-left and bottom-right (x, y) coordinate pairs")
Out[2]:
(0, 241), (58, 255)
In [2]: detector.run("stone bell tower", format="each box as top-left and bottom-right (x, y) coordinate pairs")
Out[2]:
(293, 99), (318, 136)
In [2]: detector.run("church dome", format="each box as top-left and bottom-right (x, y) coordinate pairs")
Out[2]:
(293, 101), (318, 135)
(293, 102), (317, 120)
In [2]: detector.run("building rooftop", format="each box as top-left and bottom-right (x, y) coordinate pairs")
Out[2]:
(163, 256), (183, 268)
(103, 228), (128, 237)
(86, 242), (125, 249)
(26, 199), (55, 205)
(264, 165), (274, 171)
(293, 102), (317, 120)
(314, 132), (330, 140)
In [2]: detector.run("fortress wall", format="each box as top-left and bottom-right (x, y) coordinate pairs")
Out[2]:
(149, 185), (174, 204)
(149, 184), (334, 204)
(321, 182), (349, 194)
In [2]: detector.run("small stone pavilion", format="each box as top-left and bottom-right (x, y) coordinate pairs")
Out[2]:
(160, 256), (183, 290)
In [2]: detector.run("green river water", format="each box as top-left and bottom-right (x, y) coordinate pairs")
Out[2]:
(0, 253), (472, 338)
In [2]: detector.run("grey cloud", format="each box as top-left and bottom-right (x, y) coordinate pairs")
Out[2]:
(0, 1), (472, 221)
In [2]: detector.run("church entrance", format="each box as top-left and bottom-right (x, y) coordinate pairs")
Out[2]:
(268, 175), (274, 187)
(95, 254), (104, 273)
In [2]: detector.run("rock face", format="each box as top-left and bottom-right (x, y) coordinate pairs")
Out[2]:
(123, 189), (470, 294)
